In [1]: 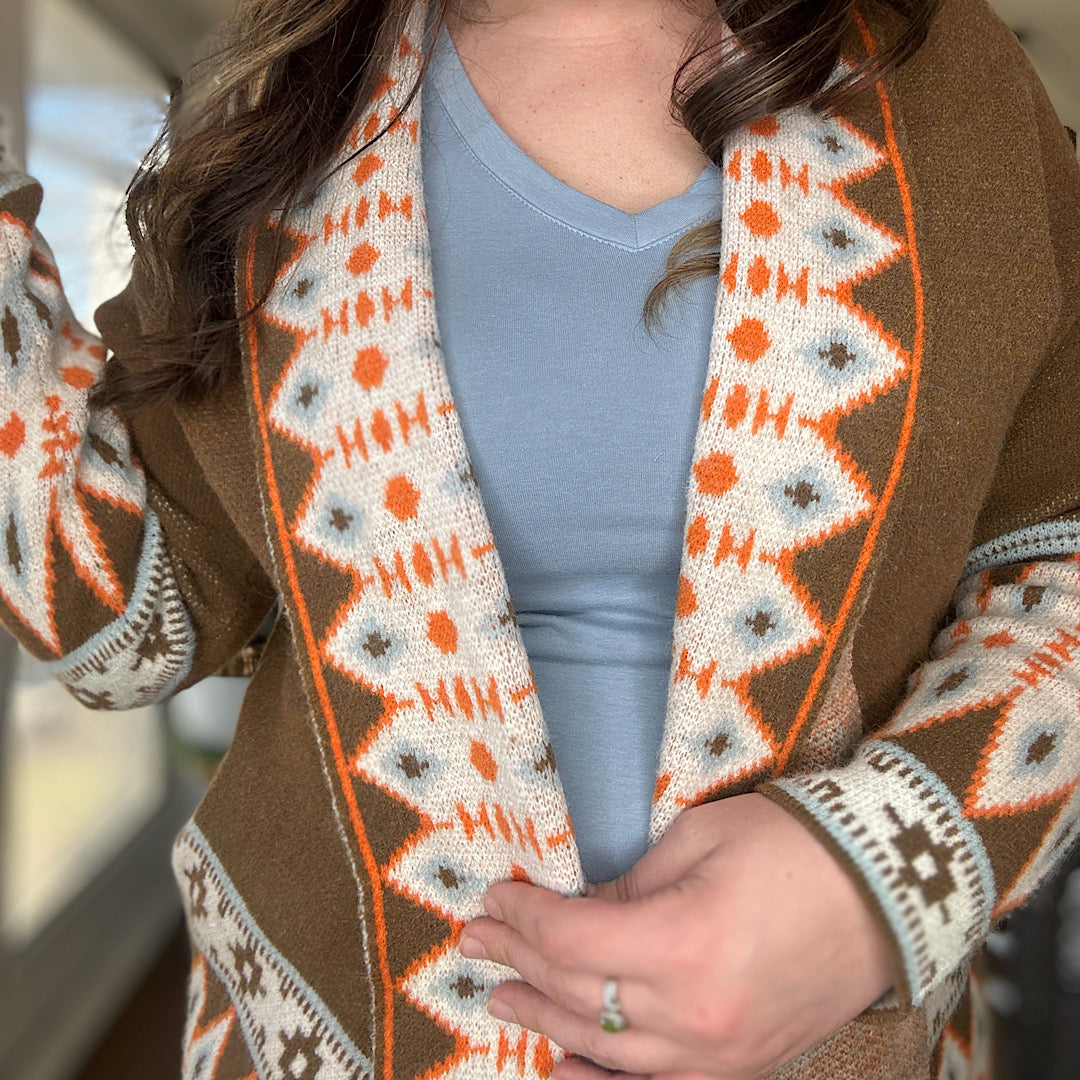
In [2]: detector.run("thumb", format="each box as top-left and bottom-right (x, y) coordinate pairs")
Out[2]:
(588, 819), (713, 902)
(588, 878), (622, 902)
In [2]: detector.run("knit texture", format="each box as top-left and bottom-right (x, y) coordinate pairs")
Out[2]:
(243, 18), (582, 1077)
(652, 90), (907, 835)
(0, 170), (194, 706)
(1, 1), (1079, 1078)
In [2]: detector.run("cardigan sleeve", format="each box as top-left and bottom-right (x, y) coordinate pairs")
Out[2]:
(757, 93), (1080, 1008)
(756, 393), (1080, 1010)
(757, 544), (1080, 1009)
(0, 164), (275, 709)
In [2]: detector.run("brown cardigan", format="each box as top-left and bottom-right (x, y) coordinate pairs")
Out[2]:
(1, 0), (1078, 1076)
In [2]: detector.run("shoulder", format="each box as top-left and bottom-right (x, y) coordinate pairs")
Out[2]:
(857, 0), (1027, 66)
(919, 0), (1027, 61)
(853, 0), (1079, 324)
(858, 0), (1044, 127)
(843, 0), (1075, 210)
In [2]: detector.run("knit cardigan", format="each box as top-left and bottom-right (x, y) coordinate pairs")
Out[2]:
(2, 0), (1079, 1076)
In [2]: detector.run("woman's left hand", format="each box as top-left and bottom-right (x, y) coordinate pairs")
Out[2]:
(457, 792), (896, 1080)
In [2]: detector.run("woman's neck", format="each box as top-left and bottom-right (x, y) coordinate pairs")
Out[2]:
(440, 0), (721, 214)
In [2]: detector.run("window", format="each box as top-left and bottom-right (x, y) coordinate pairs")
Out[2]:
(0, 3), (202, 1077)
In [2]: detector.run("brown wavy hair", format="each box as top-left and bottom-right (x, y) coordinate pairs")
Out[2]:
(92, 0), (942, 415)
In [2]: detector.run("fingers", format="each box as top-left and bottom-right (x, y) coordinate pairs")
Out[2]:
(481, 882), (689, 978)
(459, 914), (696, 1045)
(460, 914), (612, 1020)
(551, 1055), (647, 1080)
(554, 1063), (715, 1080)
(592, 814), (720, 904)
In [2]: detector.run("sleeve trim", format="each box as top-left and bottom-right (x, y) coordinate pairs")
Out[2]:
(48, 508), (195, 708)
(760, 742), (995, 1006)
(966, 520), (1080, 577)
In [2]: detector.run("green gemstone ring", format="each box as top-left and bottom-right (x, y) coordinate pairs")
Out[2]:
(599, 977), (628, 1033)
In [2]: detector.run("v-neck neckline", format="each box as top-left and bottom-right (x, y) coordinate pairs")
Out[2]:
(426, 26), (722, 251)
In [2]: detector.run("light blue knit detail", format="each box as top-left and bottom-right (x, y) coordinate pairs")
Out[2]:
(49, 507), (194, 708)
(964, 519), (1080, 577)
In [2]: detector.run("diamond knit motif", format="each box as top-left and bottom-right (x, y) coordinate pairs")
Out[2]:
(182, 957), (236, 1080)
(653, 109), (907, 836)
(882, 557), (1080, 913)
(0, 203), (145, 650)
(255, 17), (581, 1079)
(909, 562), (1080, 817)
(399, 945), (560, 1080)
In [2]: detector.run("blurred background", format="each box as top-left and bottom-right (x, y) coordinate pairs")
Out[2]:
(0, 0), (1076, 1077)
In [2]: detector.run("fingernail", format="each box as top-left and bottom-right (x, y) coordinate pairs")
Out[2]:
(488, 996), (517, 1023)
(458, 934), (487, 960)
(484, 894), (503, 921)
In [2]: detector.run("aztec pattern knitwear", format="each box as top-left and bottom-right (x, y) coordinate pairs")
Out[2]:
(0, 169), (194, 707)
(240, 24), (584, 1077)
(767, 557), (1080, 1002)
(1, 1), (1079, 1077)
(652, 102), (907, 827)
(239, 4), (1078, 1069)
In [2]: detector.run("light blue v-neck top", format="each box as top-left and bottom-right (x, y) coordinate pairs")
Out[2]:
(421, 28), (722, 882)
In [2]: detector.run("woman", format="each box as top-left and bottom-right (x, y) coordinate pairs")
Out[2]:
(1, 0), (1077, 1076)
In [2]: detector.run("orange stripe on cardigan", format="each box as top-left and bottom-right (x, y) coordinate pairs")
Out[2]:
(777, 11), (927, 770)
(243, 232), (397, 1080)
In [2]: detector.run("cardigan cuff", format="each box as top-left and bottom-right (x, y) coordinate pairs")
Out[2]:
(756, 741), (995, 1009)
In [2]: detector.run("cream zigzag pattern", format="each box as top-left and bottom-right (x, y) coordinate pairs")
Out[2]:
(0, 183), (146, 651)
(259, 12), (579, 1078)
(652, 107), (908, 838)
